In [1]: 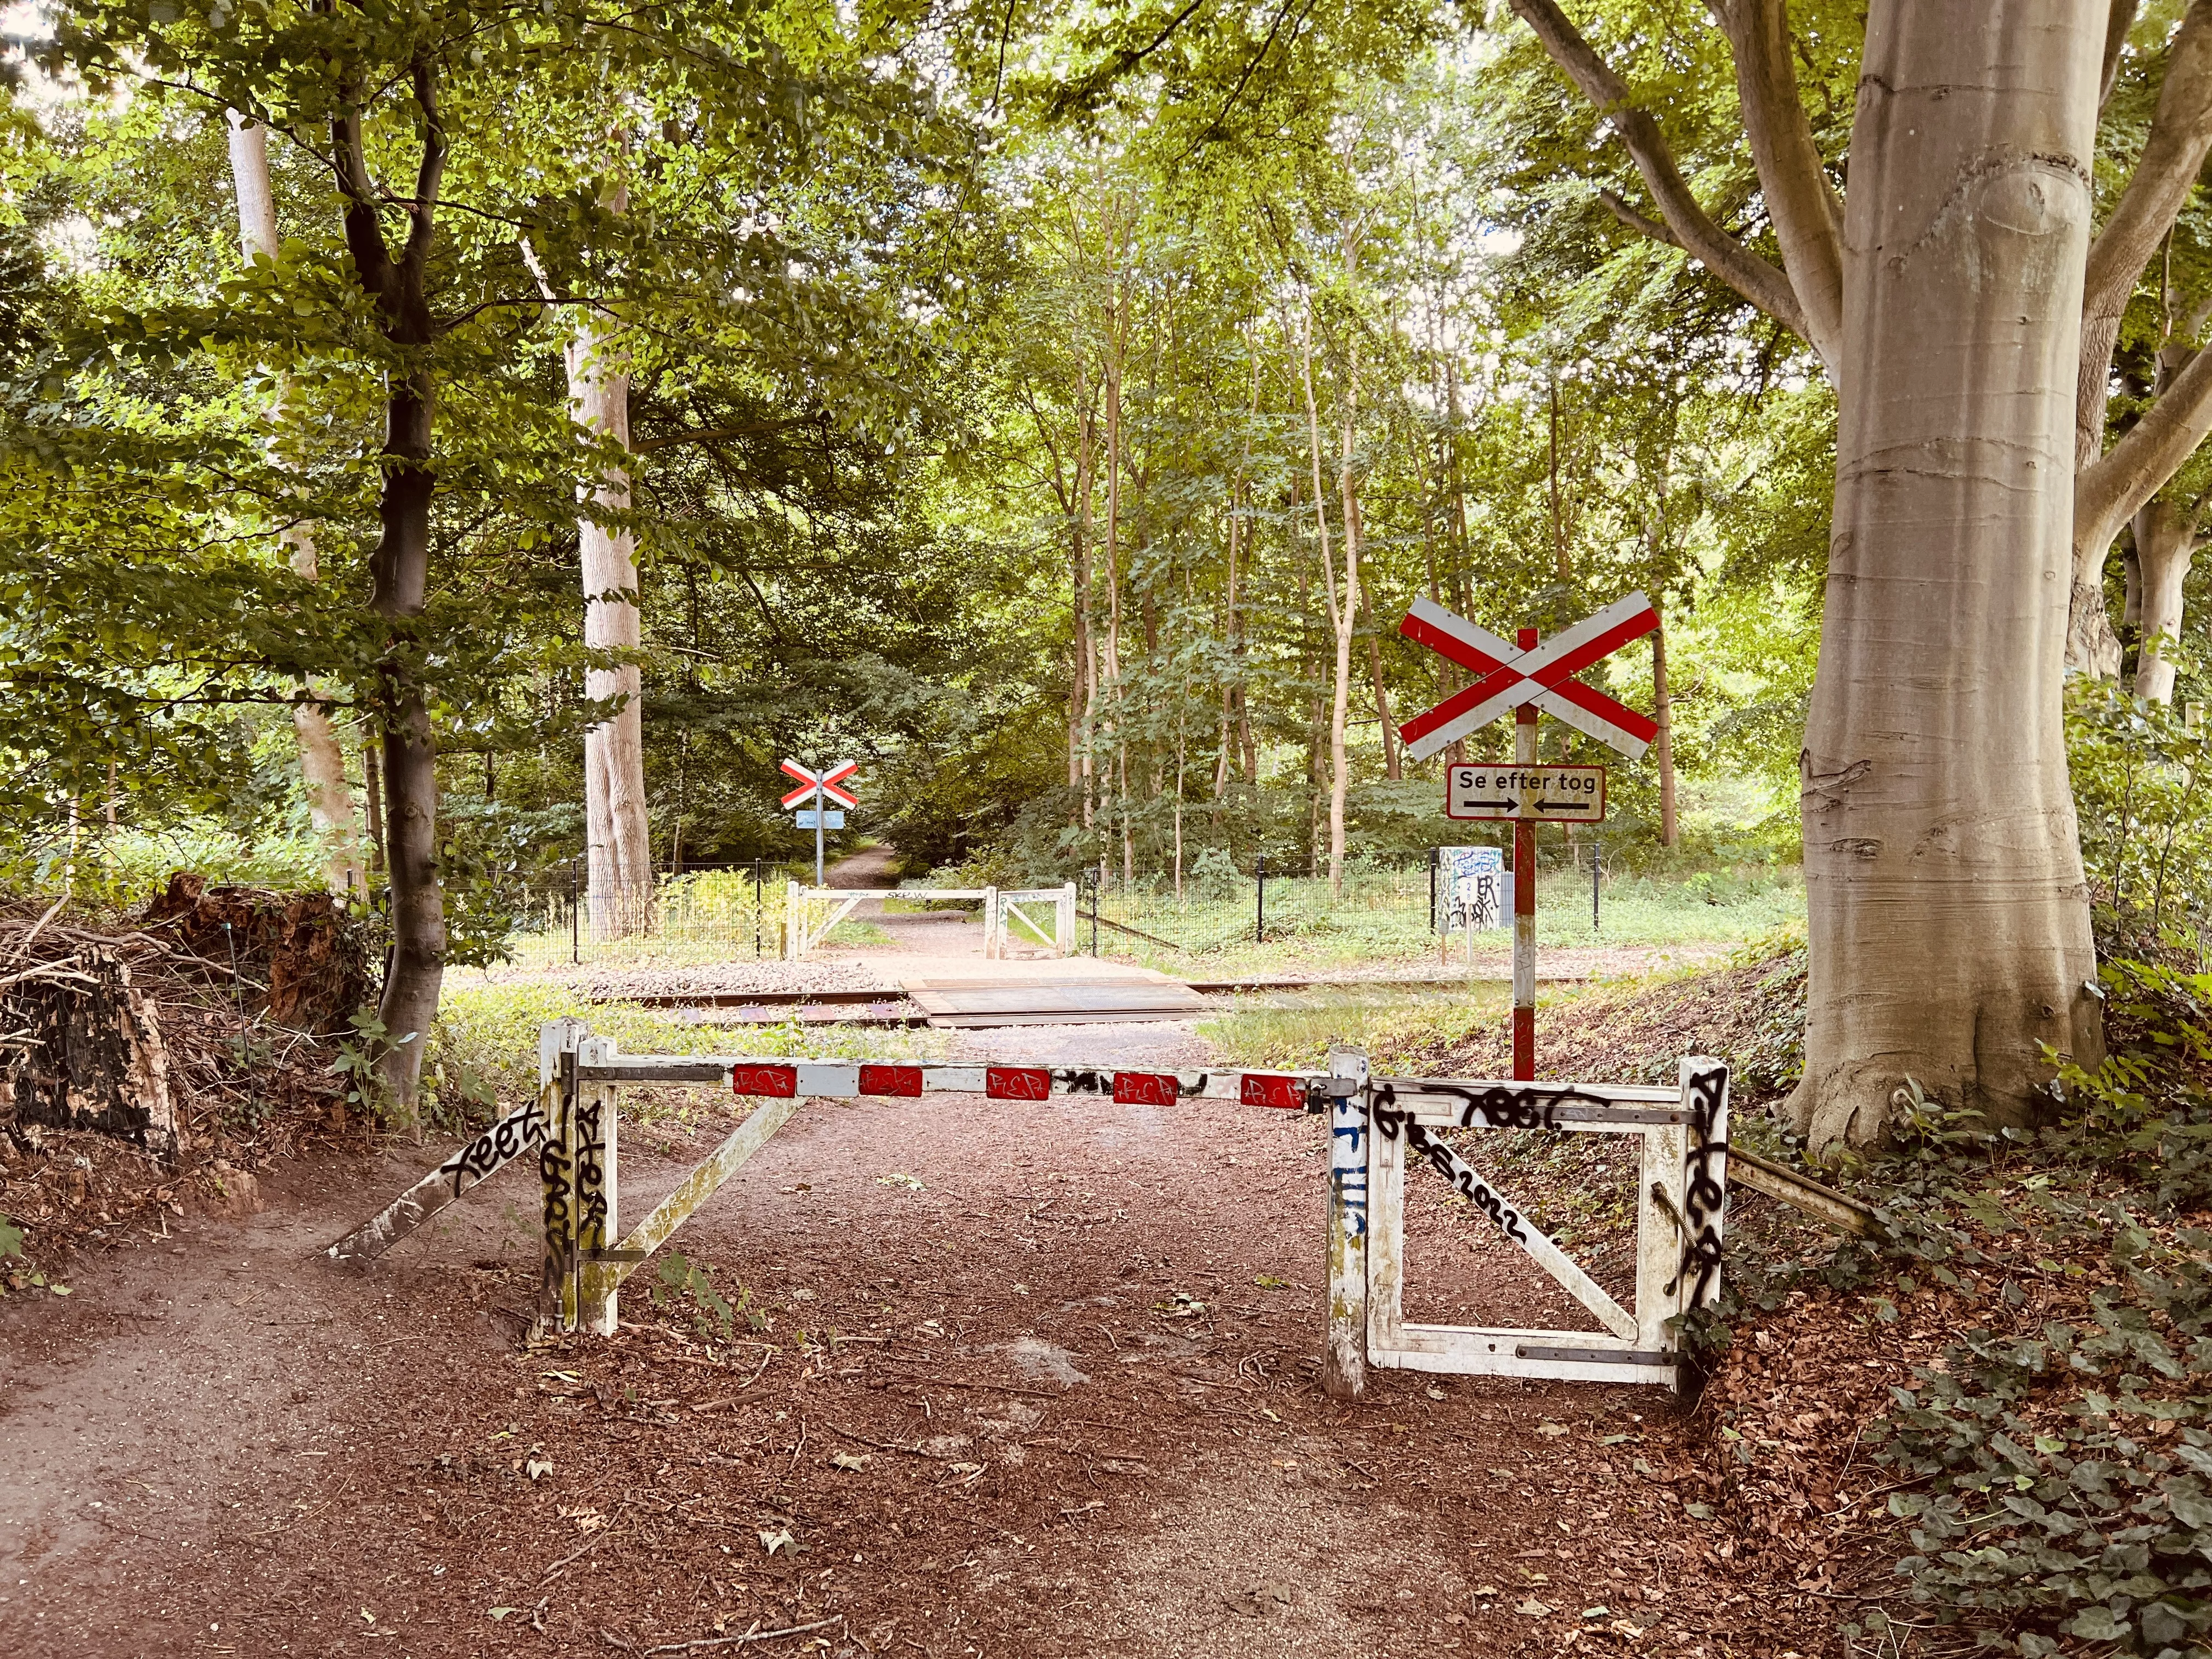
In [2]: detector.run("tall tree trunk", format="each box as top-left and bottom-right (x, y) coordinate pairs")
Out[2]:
(1359, 566), (1400, 781)
(1791, 3), (2102, 1144)
(2134, 495), (2197, 702)
(224, 114), (365, 899)
(1069, 362), (1095, 819)
(565, 262), (653, 941)
(1652, 615), (1678, 848)
(331, 70), (449, 1116)
(1300, 307), (1355, 898)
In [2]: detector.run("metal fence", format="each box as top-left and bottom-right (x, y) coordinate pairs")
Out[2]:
(514, 864), (798, 967)
(1080, 859), (1486, 957)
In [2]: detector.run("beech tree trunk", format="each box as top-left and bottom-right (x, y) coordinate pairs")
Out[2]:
(566, 293), (653, 940)
(1652, 616), (1677, 848)
(1299, 309), (1355, 898)
(224, 114), (365, 899)
(2134, 495), (2197, 702)
(331, 72), (448, 1115)
(1792, 3), (2102, 1143)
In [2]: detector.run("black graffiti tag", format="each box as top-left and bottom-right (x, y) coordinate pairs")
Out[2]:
(437, 1101), (546, 1199)
(1374, 1107), (1531, 1245)
(1369, 1080), (1619, 1131)
(1669, 1064), (1730, 1306)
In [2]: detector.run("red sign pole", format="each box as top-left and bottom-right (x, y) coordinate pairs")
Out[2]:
(1513, 628), (1538, 1081)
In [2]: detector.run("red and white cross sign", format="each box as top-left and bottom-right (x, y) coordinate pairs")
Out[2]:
(780, 758), (859, 810)
(1396, 593), (1661, 762)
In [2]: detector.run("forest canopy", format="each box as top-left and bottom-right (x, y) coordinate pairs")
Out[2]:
(3, 0), (2206, 1130)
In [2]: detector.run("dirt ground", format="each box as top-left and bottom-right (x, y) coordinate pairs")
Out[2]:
(0, 989), (1853, 1659)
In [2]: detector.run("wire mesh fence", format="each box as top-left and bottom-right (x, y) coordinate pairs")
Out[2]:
(509, 864), (798, 967)
(1081, 860), (1475, 959)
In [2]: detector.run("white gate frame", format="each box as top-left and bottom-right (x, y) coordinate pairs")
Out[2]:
(984, 884), (1077, 958)
(328, 1025), (1728, 1382)
(1324, 1052), (1729, 1398)
(785, 883), (1077, 960)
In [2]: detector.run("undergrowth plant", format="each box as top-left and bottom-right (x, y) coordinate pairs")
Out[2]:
(1703, 956), (2212, 1656)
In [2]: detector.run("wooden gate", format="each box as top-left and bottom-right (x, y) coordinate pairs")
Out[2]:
(328, 1024), (1730, 1389)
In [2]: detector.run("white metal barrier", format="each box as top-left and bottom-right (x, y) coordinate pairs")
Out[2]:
(327, 1024), (1729, 1389)
(783, 884), (1076, 961)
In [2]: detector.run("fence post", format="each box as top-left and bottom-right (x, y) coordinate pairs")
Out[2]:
(575, 1034), (620, 1336)
(982, 886), (1000, 960)
(1058, 882), (1076, 956)
(786, 880), (802, 961)
(536, 1019), (586, 1336)
(1323, 1045), (1370, 1402)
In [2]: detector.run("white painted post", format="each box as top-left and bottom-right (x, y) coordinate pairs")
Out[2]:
(1364, 1085), (1406, 1359)
(982, 885), (1000, 960)
(1677, 1057), (1731, 1318)
(536, 1023), (585, 1335)
(785, 880), (802, 961)
(575, 1035), (620, 1336)
(1058, 882), (1076, 957)
(1323, 1045), (1370, 1402)
(1633, 1115), (1689, 1358)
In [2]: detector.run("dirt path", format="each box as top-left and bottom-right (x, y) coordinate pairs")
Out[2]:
(0, 1009), (1815, 1658)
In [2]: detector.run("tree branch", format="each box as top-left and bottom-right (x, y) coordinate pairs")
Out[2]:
(2079, 326), (2212, 556)
(2086, 0), (2212, 332)
(1050, 0), (1212, 119)
(631, 417), (827, 455)
(330, 101), (397, 312)
(1598, 188), (1678, 247)
(1706, 0), (1844, 363)
(400, 56), (448, 282)
(2103, 0), (2143, 109)
(1506, 0), (1810, 353)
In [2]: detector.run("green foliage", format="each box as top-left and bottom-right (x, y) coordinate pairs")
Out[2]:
(426, 981), (946, 1114)
(1686, 963), (2212, 1655)
(2069, 678), (2212, 952)
(648, 1250), (765, 1342)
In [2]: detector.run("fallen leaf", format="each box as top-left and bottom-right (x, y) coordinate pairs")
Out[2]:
(1424, 1386), (1444, 1400)
(525, 1459), (553, 1480)
(1254, 1274), (1290, 1289)
(1515, 1599), (1553, 1618)
(876, 1173), (924, 1190)
(1581, 1606), (1611, 1620)
(1599, 1432), (1633, 1444)
(759, 1528), (794, 1556)
(830, 1452), (869, 1472)
(488, 1608), (518, 1623)
(1535, 1421), (1568, 1437)
(1471, 1585), (1499, 1598)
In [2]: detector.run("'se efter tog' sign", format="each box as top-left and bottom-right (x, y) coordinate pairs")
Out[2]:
(1446, 764), (1606, 822)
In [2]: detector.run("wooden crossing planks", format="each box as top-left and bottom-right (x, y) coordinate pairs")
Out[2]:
(899, 973), (1206, 1027)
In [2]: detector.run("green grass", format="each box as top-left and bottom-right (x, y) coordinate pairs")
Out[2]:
(1088, 867), (1804, 977)
(425, 981), (947, 1128)
(1197, 981), (1521, 1073)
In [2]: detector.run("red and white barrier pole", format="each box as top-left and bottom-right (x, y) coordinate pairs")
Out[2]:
(1513, 625), (1538, 1081)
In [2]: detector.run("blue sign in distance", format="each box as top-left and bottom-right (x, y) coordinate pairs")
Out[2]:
(794, 809), (845, 830)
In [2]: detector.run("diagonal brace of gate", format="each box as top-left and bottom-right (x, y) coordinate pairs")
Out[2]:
(1381, 1110), (1634, 1340)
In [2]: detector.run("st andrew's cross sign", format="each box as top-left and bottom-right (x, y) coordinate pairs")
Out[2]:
(1397, 593), (1660, 764)
(1397, 592), (1661, 1081)
(781, 758), (859, 884)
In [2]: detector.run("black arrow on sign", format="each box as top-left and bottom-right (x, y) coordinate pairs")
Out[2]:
(1536, 800), (1592, 814)
(1460, 799), (1515, 810)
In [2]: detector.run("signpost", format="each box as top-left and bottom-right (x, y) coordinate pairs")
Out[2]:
(780, 759), (859, 885)
(1446, 763), (1605, 822)
(1398, 594), (1660, 1081)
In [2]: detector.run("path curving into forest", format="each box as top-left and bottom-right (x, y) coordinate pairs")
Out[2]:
(0, 976), (1802, 1656)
